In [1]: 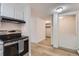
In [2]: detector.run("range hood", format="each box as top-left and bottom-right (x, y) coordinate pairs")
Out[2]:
(0, 16), (26, 23)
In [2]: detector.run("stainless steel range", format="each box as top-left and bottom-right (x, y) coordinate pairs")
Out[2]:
(0, 30), (29, 56)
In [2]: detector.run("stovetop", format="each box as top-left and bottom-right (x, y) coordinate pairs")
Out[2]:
(0, 33), (21, 42)
(4, 36), (28, 43)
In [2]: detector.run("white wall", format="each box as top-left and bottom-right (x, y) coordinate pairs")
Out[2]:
(59, 15), (76, 50)
(31, 17), (46, 43)
(37, 18), (46, 42)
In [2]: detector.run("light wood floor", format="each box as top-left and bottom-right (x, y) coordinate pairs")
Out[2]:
(31, 38), (78, 56)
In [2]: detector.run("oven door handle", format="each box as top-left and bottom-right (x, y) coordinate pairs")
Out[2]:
(4, 41), (18, 46)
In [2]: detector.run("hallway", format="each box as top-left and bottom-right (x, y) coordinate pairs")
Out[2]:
(31, 38), (78, 56)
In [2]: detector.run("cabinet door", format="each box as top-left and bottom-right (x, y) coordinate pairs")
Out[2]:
(0, 45), (3, 56)
(1, 3), (14, 18)
(14, 4), (24, 20)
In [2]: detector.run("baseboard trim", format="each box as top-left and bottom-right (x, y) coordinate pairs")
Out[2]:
(58, 47), (78, 54)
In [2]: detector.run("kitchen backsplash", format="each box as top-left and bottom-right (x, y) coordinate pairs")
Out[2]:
(0, 22), (22, 30)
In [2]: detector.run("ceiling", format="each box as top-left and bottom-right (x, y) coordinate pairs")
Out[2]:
(31, 3), (61, 19)
(30, 3), (79, 20)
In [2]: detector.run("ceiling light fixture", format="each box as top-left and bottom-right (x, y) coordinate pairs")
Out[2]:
(59, 16), (63, 19)
(56, 7), (63, 13)
(46, 21), (51, 23)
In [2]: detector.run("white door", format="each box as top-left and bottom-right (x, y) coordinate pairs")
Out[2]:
(58, 15), (77, 50)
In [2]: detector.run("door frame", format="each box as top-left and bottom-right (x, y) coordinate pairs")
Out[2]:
(58, 11), (78, 50)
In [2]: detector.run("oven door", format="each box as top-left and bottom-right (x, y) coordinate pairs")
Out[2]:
(4, 41), (19, 56)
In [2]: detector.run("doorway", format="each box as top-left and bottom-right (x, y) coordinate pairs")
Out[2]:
(46, 23), (51, 38)
(58, 15), (77, 50)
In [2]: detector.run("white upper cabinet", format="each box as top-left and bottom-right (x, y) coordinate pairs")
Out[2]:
(0, 3), (26, 20)
(1, 4), (15, 18)
(14, 4), (24, 20)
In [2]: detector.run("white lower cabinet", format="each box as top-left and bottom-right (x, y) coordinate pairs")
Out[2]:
(0, 45), (3, 50)
(0, 51), (3, 56)
(0, 45), (3, 56)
